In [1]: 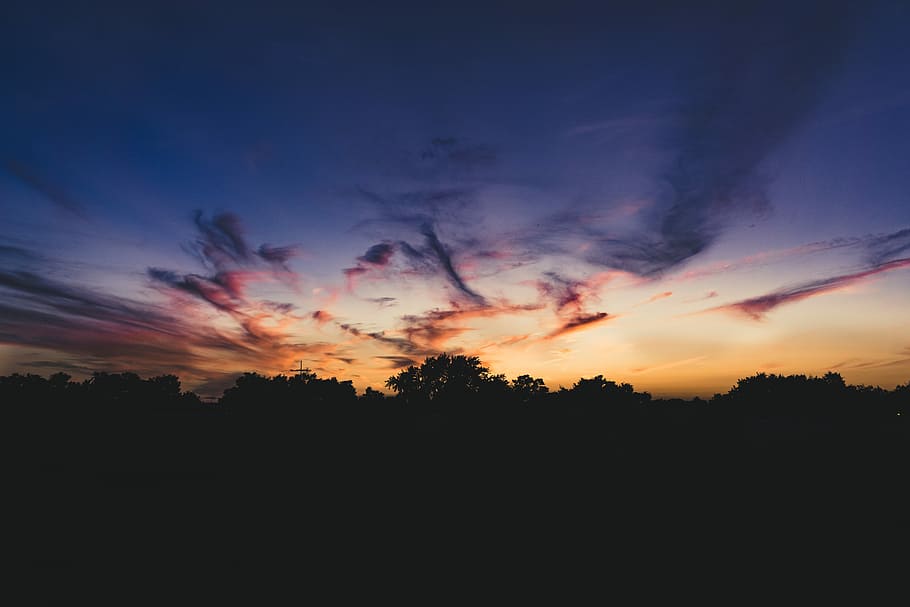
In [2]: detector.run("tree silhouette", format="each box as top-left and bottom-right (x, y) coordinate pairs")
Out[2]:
(385, 365), (421, 403)
(511, 374), (549, 403)
(569, 375), (650, 405)
(385, 353), (493, 403)
(361, 386), (386, 403)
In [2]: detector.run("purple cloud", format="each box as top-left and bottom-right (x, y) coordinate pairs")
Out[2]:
(710, 257), (910, 320)
(546, 312), (611, 339)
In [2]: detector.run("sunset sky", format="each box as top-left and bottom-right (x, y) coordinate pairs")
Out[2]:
(2, 1), (909, 397)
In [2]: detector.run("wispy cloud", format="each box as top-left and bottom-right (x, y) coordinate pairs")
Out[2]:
(545, 312), (611, 339)
(419, 222), (486, 304)
(708, 257), (910, 320)
(417, 137), (497, 174)
(338, 322), (427, 357)
(830, 348), (910, 371)
(337, 298), (542, 362)
(631, 355), (708, 374)
(675, 235), (867, 282)
(399, 302), (540, 350)
(311, 310), (333, 324)
(534, 271), (614, 314)
(346, 136), (508, 302)
(642, 291), (673, 305)
(0, 215), (325, 389)
(865, 228), (910, 266)
(661, 226), (910, 285)
(566, 114), (666, 137)
(150, 211), (301, 317)
(514, 6), (860, 278)
(375, 355), (417, 369)
(147, 268), (241, 313)
(0, 268), (226, 377)
(367, 296), (397, 307)
(534, 271), (614, 339)
(257, 244), (299, 269)
(0, 269), (177, 334)
(358, 242), (396, 265)
(345, 203), (487, 303)
(4, 160), (88, 217)
(0, 244), (42, 262)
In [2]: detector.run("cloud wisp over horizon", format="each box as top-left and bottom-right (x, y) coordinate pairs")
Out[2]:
(708, 257), (910, 321)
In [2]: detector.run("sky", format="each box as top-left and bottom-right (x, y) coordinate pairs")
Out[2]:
(1, 1), (909, 397)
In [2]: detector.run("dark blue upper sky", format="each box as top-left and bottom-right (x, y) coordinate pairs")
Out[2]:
(4, 2), (907, 228)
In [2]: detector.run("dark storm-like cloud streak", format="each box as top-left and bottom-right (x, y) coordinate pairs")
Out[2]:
(709, 257), (910, 320)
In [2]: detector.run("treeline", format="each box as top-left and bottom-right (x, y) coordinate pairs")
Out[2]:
(6, 354), (909, 481)
(4, 353), (908, 419)
(11, 355), (910, 573)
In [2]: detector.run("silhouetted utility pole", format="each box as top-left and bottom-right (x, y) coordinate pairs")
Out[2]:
(289, 360), (308, 377)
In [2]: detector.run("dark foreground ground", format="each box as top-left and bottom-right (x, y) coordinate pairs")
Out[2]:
(8, 376), (910, 599)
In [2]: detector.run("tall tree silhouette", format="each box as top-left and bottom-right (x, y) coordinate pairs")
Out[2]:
(385, 353), (494, 403)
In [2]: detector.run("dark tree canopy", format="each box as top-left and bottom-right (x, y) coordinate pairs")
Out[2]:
(385, 353), (498, 403)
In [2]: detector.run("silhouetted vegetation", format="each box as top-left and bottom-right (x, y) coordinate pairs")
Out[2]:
(11, 355), (910, 574)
